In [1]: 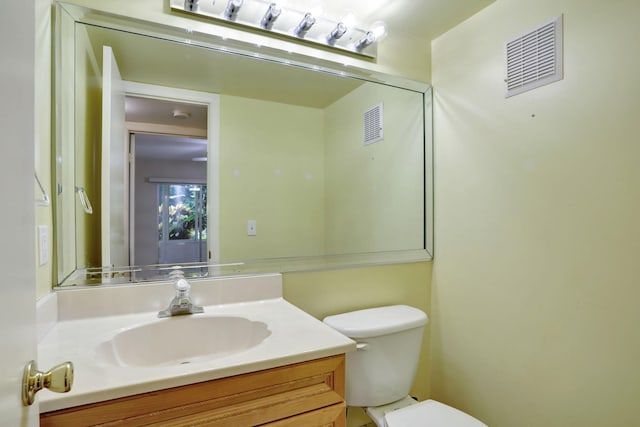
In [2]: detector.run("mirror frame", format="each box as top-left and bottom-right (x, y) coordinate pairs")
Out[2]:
(53, 2), (434, 287)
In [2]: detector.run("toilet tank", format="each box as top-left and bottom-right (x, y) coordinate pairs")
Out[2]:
(323, 305), (428, 407)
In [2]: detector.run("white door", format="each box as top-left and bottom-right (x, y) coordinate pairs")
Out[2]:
(128, 133), (137, 266)
(101, 45), (128, 268)
(0, 0), (39, 424)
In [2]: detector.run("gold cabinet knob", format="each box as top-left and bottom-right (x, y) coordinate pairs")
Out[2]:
(22, 360), (74, 406)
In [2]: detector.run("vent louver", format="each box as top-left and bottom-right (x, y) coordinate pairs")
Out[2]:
(364, 103), (384, 145)
(505, 15), (563, 98)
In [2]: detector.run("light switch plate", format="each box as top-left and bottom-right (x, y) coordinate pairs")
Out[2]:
(247, 220), (257, 236)
(38, 225), (48, 265)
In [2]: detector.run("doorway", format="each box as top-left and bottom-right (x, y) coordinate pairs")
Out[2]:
(130, 131), (208, 265)
(121, 81), (220, 267)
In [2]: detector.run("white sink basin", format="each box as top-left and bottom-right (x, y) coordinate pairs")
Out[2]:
(38, 276), (357, 413)
(95, 315), (271, 367)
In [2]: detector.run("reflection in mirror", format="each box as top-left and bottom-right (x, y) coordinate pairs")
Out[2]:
(54, 4), (432, 286)
(133, 133), (208, 267)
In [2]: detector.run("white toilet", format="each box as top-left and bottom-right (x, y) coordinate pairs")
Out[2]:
(323, 305), (487, 427)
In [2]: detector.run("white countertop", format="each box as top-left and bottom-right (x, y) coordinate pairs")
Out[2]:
(37, 275), (355, 413)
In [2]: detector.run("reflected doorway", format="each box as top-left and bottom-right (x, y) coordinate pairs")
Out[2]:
(129, 132), (209, 266)
(122, 86), (219, 268)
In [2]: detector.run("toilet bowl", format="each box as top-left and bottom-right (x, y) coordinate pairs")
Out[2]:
(323, 305), (486, 427)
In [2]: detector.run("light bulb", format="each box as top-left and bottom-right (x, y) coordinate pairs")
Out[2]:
(224, 0), (243, 20)
(184, 0), (199, 12)
(355, 31), (376, 51)
(327, 22), (347, 45)
(294, 13), (316, 37)
(355, 21), (388, 51)
(371, 21), (387, 41)
(260, 3), (281, 29)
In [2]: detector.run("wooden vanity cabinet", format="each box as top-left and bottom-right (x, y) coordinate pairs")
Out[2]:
(40, 354), (346, 427)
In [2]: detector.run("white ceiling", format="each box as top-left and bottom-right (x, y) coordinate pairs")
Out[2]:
(134, 133), (207, 161)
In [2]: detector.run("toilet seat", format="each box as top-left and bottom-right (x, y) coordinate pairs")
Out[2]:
(382, 399), (487, 427)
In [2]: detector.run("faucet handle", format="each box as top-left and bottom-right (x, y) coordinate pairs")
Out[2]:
(175, 278), (190, 293)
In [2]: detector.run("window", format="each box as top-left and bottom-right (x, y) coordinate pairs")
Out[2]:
(158, 183), (207, 242)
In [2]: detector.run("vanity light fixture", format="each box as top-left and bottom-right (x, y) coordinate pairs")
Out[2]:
(355, 21), (387, 51)
(260, 3), (281, 30)
(171, 0), (386, 58)
(326, 22), (347, 45)
(294, 13), (316, 38)
(184, 0), (200, 12)
(224, 0), (243, 21)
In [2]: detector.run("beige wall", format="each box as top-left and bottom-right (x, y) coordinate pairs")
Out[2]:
(431, 0), (640, 425)
(324, 82), (425, 254)
(219, 95), (326, 260)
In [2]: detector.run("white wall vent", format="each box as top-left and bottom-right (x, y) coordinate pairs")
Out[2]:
(505, 15), (563, 98)
(364, 103), (384, 145)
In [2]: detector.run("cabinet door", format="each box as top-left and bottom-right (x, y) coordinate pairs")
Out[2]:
(141, 382), (343, 426)
(41, 355), (345, 427)
(262, 403), (346, 427)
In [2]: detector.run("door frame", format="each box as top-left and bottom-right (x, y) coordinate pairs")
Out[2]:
(122, 81), (220, 265)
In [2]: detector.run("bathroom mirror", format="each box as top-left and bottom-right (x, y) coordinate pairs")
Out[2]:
(54, 3), (433, 286)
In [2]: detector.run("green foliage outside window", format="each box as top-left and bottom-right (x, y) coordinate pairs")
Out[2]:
(158, 184), (207, 241)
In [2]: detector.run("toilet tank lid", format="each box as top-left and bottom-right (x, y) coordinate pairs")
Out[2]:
(323, 305), (428, 339)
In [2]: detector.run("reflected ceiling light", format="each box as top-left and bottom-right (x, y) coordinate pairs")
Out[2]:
(172, 110), (191, 119)
(260, 3), (282, 30)
(294, 13), (316, 37)
(355, 31), (375, 50)
(326, 22), (347, 45)
(192, 157), (208, 162)
(355, 21), (387, 51)
(224, 0), (243, 20)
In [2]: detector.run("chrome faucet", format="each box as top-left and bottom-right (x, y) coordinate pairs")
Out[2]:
(158, 270), (204, 318)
